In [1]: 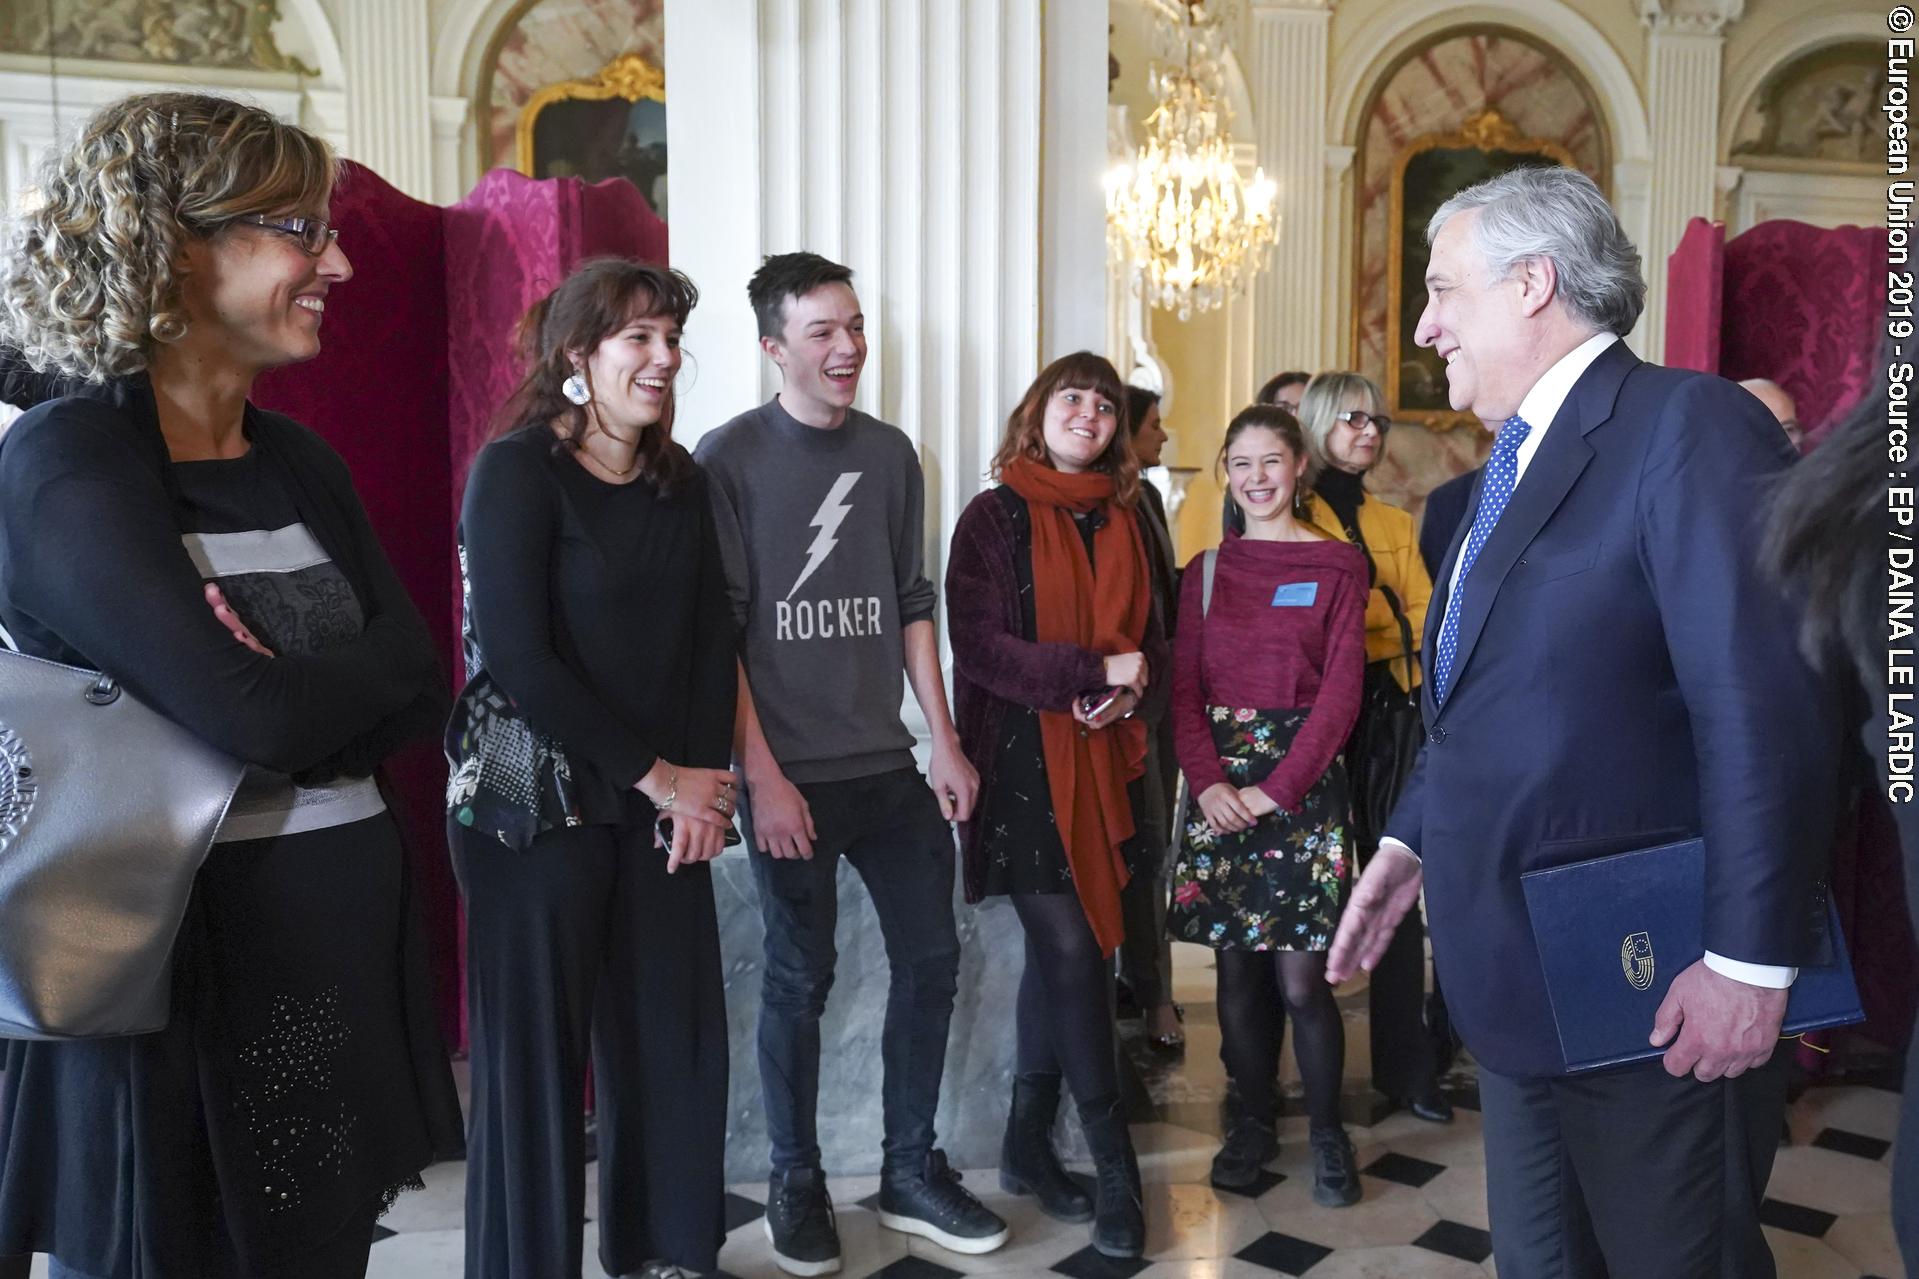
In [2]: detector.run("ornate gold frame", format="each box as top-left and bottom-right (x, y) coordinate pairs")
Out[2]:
(1384, 109), (1576, 433)
(515, 52), (666, 178)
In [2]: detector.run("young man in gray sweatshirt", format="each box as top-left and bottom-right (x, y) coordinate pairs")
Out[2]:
(694, 253), (1007, 1274)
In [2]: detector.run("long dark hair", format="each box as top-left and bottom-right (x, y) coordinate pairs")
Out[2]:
(493, 257), (699, 494)
(990, 350), (1141, 507)
(1763, 357), (1889, 679)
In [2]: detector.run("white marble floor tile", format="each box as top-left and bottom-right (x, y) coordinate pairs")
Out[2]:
(1136, 1260), (1300, 1279)
(1256, 1175), (1440, 1251)
(380, 1156), (467, 1234)
(1131, 1121), (1225, 1185)
(1821, 1210), (1905, 1275)
(1141, 1182), (1269, 1260)
(365, 1227), (466, 1279)
(1758, 1226), (1864, 1279)
(1416, 1165), (1490, 1232)
(1764, 1144), (1894, 1217)
(1300, 1244), (1489, 1278)
(1789, 1085), (1903, 1141)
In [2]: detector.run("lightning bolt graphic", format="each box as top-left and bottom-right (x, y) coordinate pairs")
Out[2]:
(786, 471), (862, 600)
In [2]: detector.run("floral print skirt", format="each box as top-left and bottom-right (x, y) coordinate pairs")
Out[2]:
(1167, 706), (1350, 952)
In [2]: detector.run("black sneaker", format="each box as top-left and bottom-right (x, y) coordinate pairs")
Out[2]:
(1309, 1125), (1361, 1208)
(877, 1150), (1010, 1255)
(765, 1167), (842, 1276)
(1209, 1117), (1278, 1189)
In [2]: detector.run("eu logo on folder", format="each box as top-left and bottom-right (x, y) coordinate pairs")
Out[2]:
(1520, 838), (1863, 1073)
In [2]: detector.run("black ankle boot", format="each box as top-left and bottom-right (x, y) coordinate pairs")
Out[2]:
(1080, 1100), (1145, 1259)
(1000, 1074), (1094, 1222)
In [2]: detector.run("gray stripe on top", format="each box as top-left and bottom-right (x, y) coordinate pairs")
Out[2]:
(181, 524), (329, 579)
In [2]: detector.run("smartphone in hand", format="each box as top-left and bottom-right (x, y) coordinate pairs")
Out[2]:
(1078, 687), (1124, 721)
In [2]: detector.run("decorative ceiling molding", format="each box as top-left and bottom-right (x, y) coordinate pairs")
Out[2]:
(1636, 0), (1745, 38)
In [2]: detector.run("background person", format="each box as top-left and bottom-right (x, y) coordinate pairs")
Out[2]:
(1168, 405), (1368, 1205)
(453, 259), (737, 1279)
(1293, 372), (1448, 1124)
(1115, 384), (1183, 1053)
(695, 252), (1006, 1274)
(947, 351), (1166, 1260)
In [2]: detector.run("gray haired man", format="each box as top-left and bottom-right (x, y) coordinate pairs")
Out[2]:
(1329, 166), (1836, 1278)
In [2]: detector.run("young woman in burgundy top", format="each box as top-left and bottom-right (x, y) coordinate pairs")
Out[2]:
(1168, 405), (1368, 1206)
(947, 351), (1167, 1260)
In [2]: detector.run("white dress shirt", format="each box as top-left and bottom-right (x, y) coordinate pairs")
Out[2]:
(1379, 332), (1796, 990)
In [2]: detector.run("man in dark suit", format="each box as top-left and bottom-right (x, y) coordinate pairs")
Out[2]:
(1417, 467), (1476, 581)
(1328, 166), (1837, 1277)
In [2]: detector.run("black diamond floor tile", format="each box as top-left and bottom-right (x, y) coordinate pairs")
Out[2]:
(369, 1223), (398, 1243)
(723, 1190), (767, 1232)
(1758, 1197), (1838, 1238)
(1051, 1243), (1152, 1279)
(1235, 1229), (1334, 1275)
(1445, 1084), (1481, 1113)
(1413, 1219), (1494, 1264)
(873, 1257), (965, 1279)
(1213, 1167), (1287, 1199)
(1361, 1150), (1446, 1188)
(856, 1191), (882, 1212)
(1810, 1126), (1893, 1160)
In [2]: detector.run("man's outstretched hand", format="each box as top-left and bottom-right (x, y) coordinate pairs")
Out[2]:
(1325, 845), (1424, 984)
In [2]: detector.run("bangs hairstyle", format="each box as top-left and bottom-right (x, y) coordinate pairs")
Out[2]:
(990, 351), (1141, 507)
(1295, 371), (1385, 472)
(1218, 403), (1313, 515)
(493, 257), (699, 496)
(1, 91), (335, 382)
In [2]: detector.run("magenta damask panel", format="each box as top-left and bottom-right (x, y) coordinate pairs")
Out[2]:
(443, 168), (569, 503)
(1721, 219), (1887, 442)
(1663, 217), (1726, 375)
(252, 161), (461, 1040)
(1354, 33), (1605, 386)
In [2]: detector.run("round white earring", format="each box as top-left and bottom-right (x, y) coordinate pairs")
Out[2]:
(562, 373), (591, 406)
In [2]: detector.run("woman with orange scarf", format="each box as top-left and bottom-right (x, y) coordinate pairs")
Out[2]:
(947, 352), (1166, 1261)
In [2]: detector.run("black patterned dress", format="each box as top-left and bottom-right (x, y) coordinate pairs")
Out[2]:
(0, 435), (458, 1278)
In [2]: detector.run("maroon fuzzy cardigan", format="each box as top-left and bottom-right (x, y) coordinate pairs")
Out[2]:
(945, 485), (1171, 903)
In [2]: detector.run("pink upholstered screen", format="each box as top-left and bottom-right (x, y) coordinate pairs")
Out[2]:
(248, 164), (673, 1048)
(252, 162), (463, 1041)
(1662, 217), (1725, 375)
(1720, 219), (1888, 447)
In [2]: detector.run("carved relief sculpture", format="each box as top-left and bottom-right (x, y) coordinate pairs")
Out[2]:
(0, 0), (316, 75)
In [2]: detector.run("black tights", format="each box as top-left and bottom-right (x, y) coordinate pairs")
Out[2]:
(1216, 948), (1345, 1129)
(1011, 893), (1119, 1119)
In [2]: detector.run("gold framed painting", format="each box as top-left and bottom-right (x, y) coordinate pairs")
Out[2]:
(516, 52), (668, 216)
(1386, 109), (1577, 432)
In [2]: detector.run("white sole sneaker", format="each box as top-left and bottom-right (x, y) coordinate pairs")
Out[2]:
(876, 1209), (1011, 1255)
(763, 1217), (843, 1276)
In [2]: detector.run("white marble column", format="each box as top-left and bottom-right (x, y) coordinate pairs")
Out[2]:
(1637, 0), (1743, 364)
(667, 0), (1064, 570)
(1248, 0), (1336, 376)
(329, 0), (436, 201)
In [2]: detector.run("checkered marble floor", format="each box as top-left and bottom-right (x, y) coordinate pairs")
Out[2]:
(27, 946), (1903, 1278)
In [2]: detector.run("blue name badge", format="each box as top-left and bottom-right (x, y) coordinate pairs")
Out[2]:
(1271, 581), (1318, 608)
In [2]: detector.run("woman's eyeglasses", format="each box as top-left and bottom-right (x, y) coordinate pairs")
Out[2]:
(236, 214), (339, 256)
(1335, 409), (1393, 433)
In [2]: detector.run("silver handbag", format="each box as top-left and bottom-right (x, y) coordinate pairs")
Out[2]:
(0, 642), (247, 1039)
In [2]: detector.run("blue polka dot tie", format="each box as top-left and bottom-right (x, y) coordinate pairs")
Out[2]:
(1432, 415), (1533, 705)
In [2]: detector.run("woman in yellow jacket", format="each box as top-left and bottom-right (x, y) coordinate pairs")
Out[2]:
(1294, 372), (1452, 1124)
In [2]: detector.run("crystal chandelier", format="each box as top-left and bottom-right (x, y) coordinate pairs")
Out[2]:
(1105, 0), (1277, 321)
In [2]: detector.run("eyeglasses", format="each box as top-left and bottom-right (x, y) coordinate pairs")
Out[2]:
(236, 214), (339, 256)
(1335, 409), (1393, 433)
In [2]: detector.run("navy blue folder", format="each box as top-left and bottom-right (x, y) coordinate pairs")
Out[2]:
(1520, 838), (1864, 1073)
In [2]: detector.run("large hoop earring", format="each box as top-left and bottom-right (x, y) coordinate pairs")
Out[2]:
(562, 373), (591, 406)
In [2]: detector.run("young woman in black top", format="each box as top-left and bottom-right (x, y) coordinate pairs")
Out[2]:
(0, 93), (460, 1279)
(453, 259), (739, 1279)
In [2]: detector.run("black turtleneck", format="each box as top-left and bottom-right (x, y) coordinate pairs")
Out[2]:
(1314, 465), (1368, 536)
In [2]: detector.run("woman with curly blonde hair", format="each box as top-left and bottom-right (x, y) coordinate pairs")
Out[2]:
(0, 93), (460, 1278)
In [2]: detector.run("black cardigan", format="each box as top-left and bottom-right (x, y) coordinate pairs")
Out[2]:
(0, 373), (446, 778)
